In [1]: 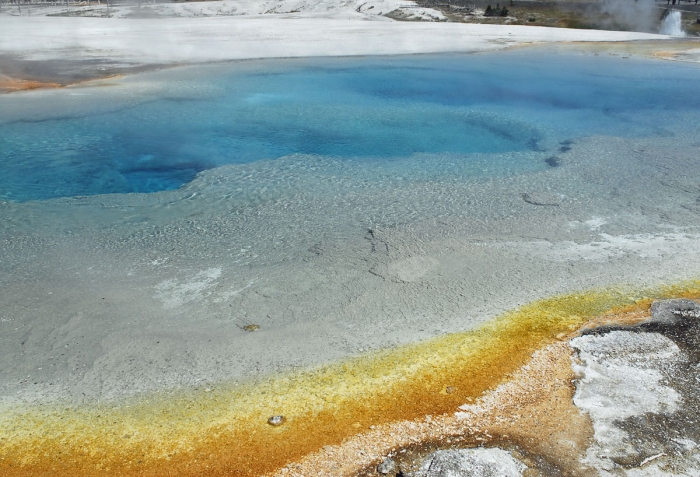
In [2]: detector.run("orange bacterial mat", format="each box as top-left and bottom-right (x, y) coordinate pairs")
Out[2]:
(2, 280), (699, 476)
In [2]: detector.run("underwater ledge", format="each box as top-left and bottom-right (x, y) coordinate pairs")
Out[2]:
(1, 279), (700, 477)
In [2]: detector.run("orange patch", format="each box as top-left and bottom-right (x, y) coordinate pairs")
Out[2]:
(0, 75), (62, 92)
(2, 282), (699, 477)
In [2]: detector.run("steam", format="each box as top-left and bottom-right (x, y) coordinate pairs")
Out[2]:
(597, 0), (659, 33)
(589, 0), (685, 35)
(660, 10), (685, 36)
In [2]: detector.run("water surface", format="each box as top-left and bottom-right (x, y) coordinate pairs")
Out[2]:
(2, 51), (700, 201)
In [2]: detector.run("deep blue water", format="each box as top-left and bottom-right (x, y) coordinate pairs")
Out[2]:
(2, 51), (700, 202)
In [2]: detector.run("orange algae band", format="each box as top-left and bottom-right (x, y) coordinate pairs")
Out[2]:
(1, 280), (699, 477)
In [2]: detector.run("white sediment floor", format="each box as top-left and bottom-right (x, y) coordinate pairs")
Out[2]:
(2, 114), (700, 403)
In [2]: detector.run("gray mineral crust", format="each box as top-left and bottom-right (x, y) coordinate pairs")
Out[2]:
(646, 298), (700, 326)
(406, 448), (525, 477)
(570, 329), (700, 475)
(377, 457), (397, 474)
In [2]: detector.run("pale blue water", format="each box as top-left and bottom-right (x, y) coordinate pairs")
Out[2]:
(2, 51), (700, 202)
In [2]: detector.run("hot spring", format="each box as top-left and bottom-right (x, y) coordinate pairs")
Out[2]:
(3, 44), (700, 477)
(1, 50), (699, 202)
(1, 46), (700, 409)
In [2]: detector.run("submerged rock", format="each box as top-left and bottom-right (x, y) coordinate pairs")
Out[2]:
(545, 155), (562, 167)
(521, 192), (561, 206)
(267, 415), (286, 426)
(406, 448), (525, 477)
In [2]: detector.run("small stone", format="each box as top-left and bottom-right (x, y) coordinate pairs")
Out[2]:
(267, 415), (286, 426)
(377, 457), (397, 475)
(243, 324), (260, 332)
(445, 386), (457, 394)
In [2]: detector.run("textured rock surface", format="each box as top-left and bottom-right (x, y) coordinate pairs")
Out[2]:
(377, 457), (396, 474)
(407, 448), (525, 477)
(646, 298), (700, 326)
(571, 324), (700, 476)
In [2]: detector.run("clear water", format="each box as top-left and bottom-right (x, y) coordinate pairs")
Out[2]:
(2, 51), (700, 202)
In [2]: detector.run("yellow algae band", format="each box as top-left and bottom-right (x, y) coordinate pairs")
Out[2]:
(2, 280), (700, 477)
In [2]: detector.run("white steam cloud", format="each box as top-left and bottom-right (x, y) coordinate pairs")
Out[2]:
(597, 0), (660, 33)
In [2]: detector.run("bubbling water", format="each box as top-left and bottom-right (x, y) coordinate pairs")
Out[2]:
(660, 10), (684, 36)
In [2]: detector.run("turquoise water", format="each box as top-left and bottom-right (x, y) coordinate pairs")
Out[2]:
(1, 51), (700, 202)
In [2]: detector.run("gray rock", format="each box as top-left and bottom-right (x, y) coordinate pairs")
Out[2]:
(406, 448), (525, 477)
(646, 299), (700, 326)
(522, 192), (561, 206)
(377, 457), (397, 474)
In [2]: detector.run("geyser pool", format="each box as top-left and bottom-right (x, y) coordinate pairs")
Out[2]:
(2, 47), (700, 477)
(1, 50), (700, 202)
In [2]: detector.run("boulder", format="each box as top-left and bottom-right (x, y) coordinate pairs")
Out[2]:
(646, 299), (700, 326)
(406, 448), (525, 477)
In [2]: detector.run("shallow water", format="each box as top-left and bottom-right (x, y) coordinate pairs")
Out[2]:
(1, 47), (700, 404)
(2, 51), (700, 201)
(2, 46), (700, 477)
